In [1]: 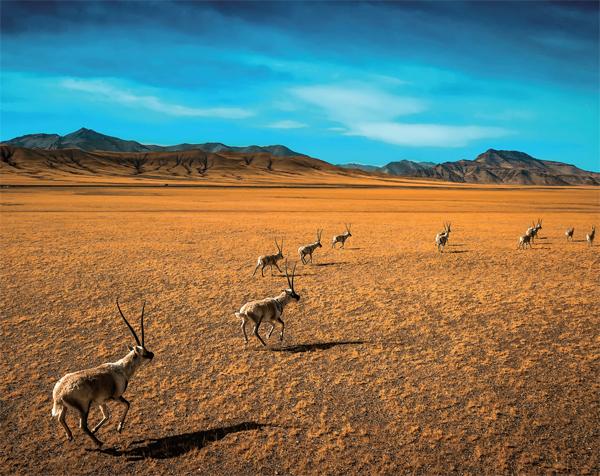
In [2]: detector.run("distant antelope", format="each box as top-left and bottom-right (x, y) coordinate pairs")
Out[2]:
(565, 227), (574, 241)
(51, 300), (154, 447)
(236, 261), (300, 346)
(332, 224), (352, 248)
(587, 225), (595, 247)
(253, 238), (284, 277)
(298, 229), (323, 264)
(444, 222), (452, 243)
(527, 218), (542, 243)
(435, 222), (451, 252)
(518, 233), (532, 249)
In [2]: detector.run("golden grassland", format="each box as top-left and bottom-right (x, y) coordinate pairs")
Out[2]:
(0, 185), (598, 475)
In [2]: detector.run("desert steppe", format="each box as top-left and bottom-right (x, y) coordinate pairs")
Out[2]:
(0, 184), (598, 475)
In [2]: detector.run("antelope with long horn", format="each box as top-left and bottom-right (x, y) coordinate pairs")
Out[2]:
(253, 238), (284, 277)
(587, 225), (595, 247)
(332, 224), (352, 248)
(435, 222), (451, 253)
(51, 299), (154, 447)
(298, 229), (323, 264)
(236, 261), (300, 346)
(565, 227), (574, 241)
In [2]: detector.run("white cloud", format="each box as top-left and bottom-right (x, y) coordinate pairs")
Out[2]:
(266, 120), (307, 129)
(347, 122), (510, 147)
(292, 83), (511, 147)
(61, 78), (253, 119)
(292, 84), (424, 123)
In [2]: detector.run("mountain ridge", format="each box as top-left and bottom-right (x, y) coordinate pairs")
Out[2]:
(2, 129), (598, 186)
(3, 128), (305, 157)
(338, 149), (599, 185)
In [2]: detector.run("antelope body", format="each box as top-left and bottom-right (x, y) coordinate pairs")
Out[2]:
(435, 222), (451, 252)
(518, 234), (532, 249)
(236, 262), (299, 346)
(51, 300), (153, 447)
(332, 224), (352, 248)
(253, 238), (284, 277)
(298, 229), (323, 264)
(565, 227), (574, 241)
(587, 226), (595, 247)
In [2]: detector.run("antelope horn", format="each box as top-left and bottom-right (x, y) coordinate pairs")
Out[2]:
(116, 298), (141, 347)
(140, 301), (146, 346)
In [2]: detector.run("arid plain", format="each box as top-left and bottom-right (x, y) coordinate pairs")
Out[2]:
(0, 183), (598, 475)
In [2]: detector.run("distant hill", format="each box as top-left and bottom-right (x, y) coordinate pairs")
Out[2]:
(337, 163), (382, 173)
(3, 128), (305, 157)
(381, 160), (436, 176)
(339, 150), (599, 185)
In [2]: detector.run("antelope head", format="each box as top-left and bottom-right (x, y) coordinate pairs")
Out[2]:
(283, 261), (300, 301)
(316, 229), (323, 247)
(116, 298), (154, 364)
(275, 238), (284, 259)
(345, 223), (352, 237)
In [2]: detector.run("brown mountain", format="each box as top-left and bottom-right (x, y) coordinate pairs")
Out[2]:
(0, 145), (372, 185)
(379, 150), (599, 185)
(3, 128), (305, 157)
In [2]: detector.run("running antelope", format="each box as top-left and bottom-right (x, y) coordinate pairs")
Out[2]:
(332, 224), (352, 248)
(236, 261), (300, 346)
(565, 227), (574, 241)
(518, 233), (532, 249)
(435, 222), (451, 252)
(51, 300), (154, 447)
(587, 225), (595, 247)
(253, 238), (284, 277)
(298, 229), (323, 264)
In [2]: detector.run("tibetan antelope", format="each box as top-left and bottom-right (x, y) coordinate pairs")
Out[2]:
(298, 229), (323, 264)
(527, 218), (543, 243)
(253, 238), (284, 277)
(518, 233), (532, 249)
(435, 222), (451, 252)
(565, 227), (574, 241)
(236, 261), (300, 346)
(587, 225), (595, 247)
(332, 224), (352, 248)
(51, 299), (154, 447)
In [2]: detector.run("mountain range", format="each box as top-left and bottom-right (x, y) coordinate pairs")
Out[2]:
(2, 129), (599, 186)
(3, 128), (304, 157)
(340, 150), (599, 186)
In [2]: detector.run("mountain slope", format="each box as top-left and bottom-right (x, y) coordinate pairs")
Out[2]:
(418, 149), (600, 185)
(0, 145), (375, 185)
(339, 150), (599, 186)
(3, 128), (305, 157)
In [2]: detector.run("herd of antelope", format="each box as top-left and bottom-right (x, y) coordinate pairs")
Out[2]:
(51, 219), (596, 448)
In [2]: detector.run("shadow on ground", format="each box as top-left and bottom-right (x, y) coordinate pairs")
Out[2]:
(99, 422), (269, 460)
(314, 262), (346, 267)
(268, 340), (365, 353)
(444, 250), (469, 254)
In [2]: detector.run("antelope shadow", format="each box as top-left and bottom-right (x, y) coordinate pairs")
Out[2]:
(314, 261), (347, 267)
(444, 250), (469, 254)
(269, 340), (365, 353)
(99, 422), (269, 460)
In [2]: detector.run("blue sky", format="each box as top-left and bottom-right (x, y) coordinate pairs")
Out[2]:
(1, 1), (598, 170)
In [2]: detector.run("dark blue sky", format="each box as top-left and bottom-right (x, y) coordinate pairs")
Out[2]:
(1, 1), (598, 170)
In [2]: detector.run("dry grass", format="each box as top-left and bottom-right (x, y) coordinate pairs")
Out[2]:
(0, 185), (599, 475)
